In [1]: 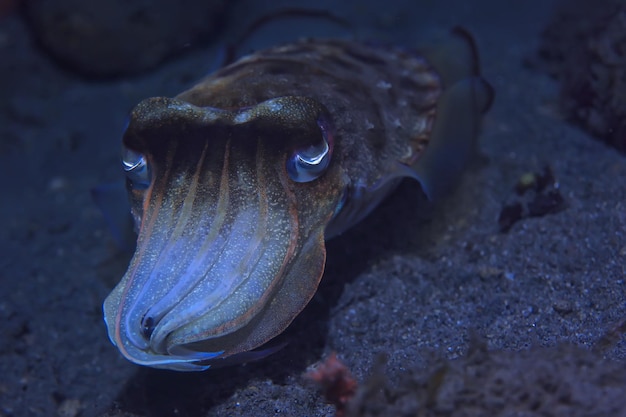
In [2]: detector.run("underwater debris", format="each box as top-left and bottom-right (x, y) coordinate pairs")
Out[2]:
(593, 317), (626, 354)
(343, 342), (626, 417)
(498, 166), (566, 232)
(305, 352), (358, 417)
(537, 0), (626, 153)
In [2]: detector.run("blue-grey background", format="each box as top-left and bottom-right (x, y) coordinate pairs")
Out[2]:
(1, 1), (625, 416)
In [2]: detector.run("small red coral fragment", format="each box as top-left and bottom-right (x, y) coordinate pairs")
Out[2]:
(305, 352), (357, 416)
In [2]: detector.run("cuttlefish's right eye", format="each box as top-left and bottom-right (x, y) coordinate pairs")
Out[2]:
(286, 118), (334, 183)
(122, 145), (151, 190)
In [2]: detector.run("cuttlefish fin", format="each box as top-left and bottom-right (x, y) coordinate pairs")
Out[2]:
(403, 27), (494, 201)
(91, 181), (136, 252)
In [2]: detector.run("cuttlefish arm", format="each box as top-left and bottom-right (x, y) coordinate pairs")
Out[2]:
(103, 29), (492, 371)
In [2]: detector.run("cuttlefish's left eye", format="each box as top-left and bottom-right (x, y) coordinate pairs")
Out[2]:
(122, 145), (151, 189)
(286, 124), (332, 183)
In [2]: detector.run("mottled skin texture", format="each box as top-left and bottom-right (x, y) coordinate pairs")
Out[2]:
(103, 34), (491, 370)
(178, 39), (441, 186)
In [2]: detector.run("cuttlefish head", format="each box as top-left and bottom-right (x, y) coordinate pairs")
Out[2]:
(103, 96), (346, 370)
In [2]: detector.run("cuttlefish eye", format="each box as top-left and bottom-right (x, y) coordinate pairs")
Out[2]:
(286, 123), (332, 183)
(121, 145), (151, 189)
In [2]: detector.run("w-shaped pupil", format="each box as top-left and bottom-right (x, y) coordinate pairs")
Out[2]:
(141, 315), (155, 339)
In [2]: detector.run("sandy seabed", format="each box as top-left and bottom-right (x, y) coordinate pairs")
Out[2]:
(1, 1), (625, 416)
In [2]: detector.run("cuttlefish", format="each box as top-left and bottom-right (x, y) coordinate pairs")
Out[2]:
(103, 28), (493, 371)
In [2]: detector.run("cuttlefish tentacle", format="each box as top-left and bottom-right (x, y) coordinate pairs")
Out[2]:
(103, 29), (493, 370)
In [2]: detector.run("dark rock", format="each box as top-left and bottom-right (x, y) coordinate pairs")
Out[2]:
(537, 0), (626, 153)
(23, 0), (227, 77)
